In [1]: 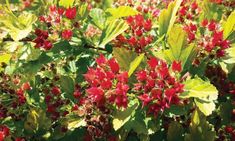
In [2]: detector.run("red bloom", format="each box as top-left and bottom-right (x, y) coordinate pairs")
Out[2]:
(201, 19), (208, 27)
(57, 8), (65, 15)
(65, 7), (77, 19)
(62, 29), (73, 40)
(108, 58), (120, 73)
(96, 54), (107, 65)
(144, 19), (152, 31)
(136, 70), (147, 81)
(43, 40), (53, 50)
(148, 57), (158, 69)
(172, 61), (182, 72)
(138, 94), (152, 108)
(86, 87), (104, 104)
(208, 20), (216, 31)
(21, 82), (31, 91)
(51, 86), (61, 96)
(0, 132), (3, 141)
(191, 2), (198, 10)
(117, 72), (128, 83)
(73, 90), (81, 98)
(179, 6), (187, 16)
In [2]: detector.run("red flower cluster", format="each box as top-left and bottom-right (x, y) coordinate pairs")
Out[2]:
(62, 29), (73, 40)
(134, 57), (184, 117)
(178, 1), (201, 23)
(33, 29), (53, 50)
(15, 82), (31, 106)
(199, 19), (230, 58)
(184, 22), (197, 43)
(39, 5), (64, 24)
(84, 55), (129, 108)
(0, 125), (10, 141)
(116, 14), (153, 53)
(65, 7), (77, 20)
(45, 86), (70, 120)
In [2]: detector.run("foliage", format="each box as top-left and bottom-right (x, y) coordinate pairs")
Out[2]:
(0, 0), (234, 141)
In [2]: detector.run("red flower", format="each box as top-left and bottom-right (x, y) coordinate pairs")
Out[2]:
(136, 70), (147, 81)
(73, 90), (81, 98)
(201, 19), (208, 27)
(86, 87), (104, 104)
(138, 94), (152, 108)
(172, 61), (182, 72)
(220, 40), (230, 49)
(65, 7), (77, 19)
(15, 137), (25, 141)
(51, 86), (61, 96)
(0, 132), (3, 141)
(179, 6), (187, 16)
(96, 54), (107, 65)
(117, 72), (128, 83)
(21, 82), (31, 91)
(191, 2), (198, 10)
(62, 29), (73, 40)
(144, 19), (152, 31)
(43, 40), (53, 50)
(208, 20), (216, 31)
(57, 8), (65, 15)
(108, 58), (120, 73)
(148, 57), (158, 69)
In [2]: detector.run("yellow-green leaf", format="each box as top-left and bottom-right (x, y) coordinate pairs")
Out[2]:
(99, 19), (129, 48)
(181, 77), (218, 116)
(59, 0), (74, 8)
(181, 77), (218, 101)
(112, 103), (138, 131)
(195, 99), (216, 116)
(223, 10), (235, 39)
(224, 44), (235, 64)
(128, 53), (145, 77)
(0, 53), (11, 64)
(158, 0), (183, 36)
(106, 6), (138, 20)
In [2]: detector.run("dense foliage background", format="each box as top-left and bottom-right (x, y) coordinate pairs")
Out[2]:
(0, 0), (235, 141)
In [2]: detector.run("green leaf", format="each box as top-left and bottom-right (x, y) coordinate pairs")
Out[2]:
(99, 19), (129, 48)
(194, 99), (216, 116)
(128, 53), (145, 77)
(185, 110), (216, 141)
(218, 102), (233, 125)
(66, 118), (86, 131)
(181, 77), (218, 116)
(112, 103), (138, 131)
(201, 0), (223, 21)
(158, 25), (196, 69)
(158, 0), (183, 36)
(59, 76), (75, 95)
(89, 8), (106, 29)
(223, 11), (235, 39)
(0, 11), (37, 41)
(181, 77), (218, 101)
(59, 0), (74, 8)
(167, 121), (184, 141)
(224, 44), (235, 64)
(0, 53), (11, 64)
(168, 25), (187, 59)
(113, 48), (138, 71)
(78, 3), (89, 20)
(106, 6), (138, 20)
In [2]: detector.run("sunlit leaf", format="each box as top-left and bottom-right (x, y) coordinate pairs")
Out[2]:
(59, 0), (74, 8)
(128, 53), (144, 77)
(158, 0), (183, 36)
(99, 19), (129, 48)
(106, 6), (138, 20)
